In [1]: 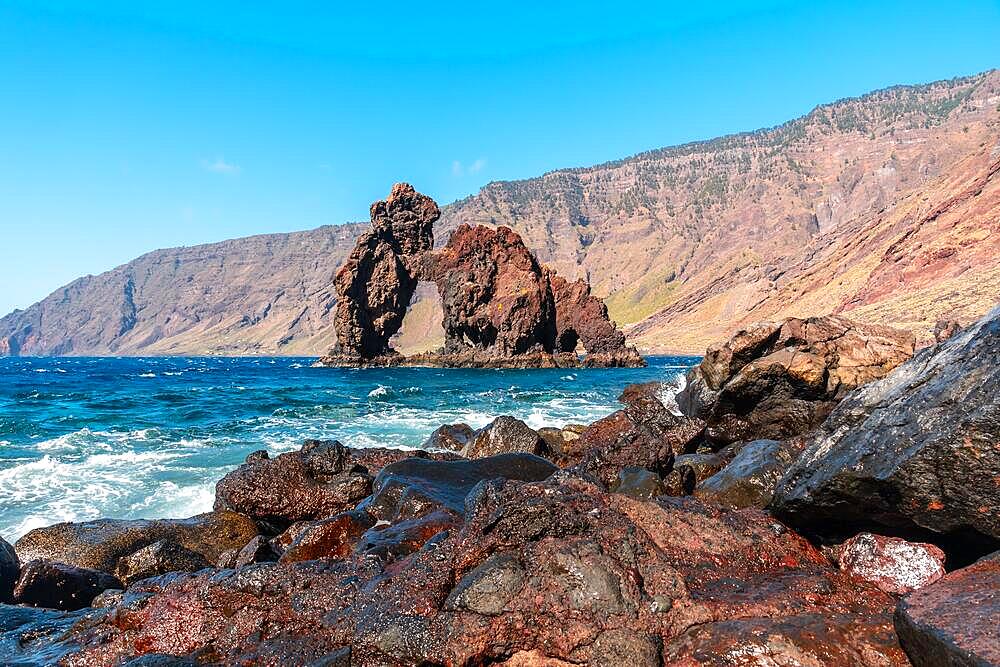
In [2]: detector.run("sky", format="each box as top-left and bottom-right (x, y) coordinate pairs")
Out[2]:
(0, 1), (998, 315)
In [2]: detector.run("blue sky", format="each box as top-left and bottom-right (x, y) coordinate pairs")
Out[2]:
(1, 1), (998, 315)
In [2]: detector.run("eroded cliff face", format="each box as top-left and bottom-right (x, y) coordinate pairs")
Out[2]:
(2, 71), (999, 356)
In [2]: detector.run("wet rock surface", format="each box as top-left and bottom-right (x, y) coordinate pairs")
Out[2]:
(14, 511), (258, 575)
(0, 536), (18, 603)
(57, 476), (907, 666)
(831, 533), (945, 596)
(678, 315), (914, 441)
(694, 438), (807, 509)
(214, 439), (452, 529)
(894, 556), (1000, 666)
(114, 540), (211, 586)
(463, 416), (547, 459)
(771, 305), (1000, 558)
(12, 560), (121, 611)
(421, 422), (474, 452)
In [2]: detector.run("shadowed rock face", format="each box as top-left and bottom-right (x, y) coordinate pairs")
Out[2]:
(549, 273), (645, 367)
(771, 305), (1000, 560)
(678, 315), (915, 442)
(330, 183), (440, 360)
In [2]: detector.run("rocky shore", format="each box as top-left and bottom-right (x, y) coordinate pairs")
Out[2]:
(2, 306), (998, 665)
(317, 184), (645, 369)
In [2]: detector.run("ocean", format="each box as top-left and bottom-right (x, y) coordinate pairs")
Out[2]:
(0, 355), (697, 542)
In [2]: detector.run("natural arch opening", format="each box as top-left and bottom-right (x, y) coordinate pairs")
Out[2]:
(558, 328), (580, 353)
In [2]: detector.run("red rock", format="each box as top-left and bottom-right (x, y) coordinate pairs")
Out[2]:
(894, 556), (1000, 666)
(59, 476), (906, 665)
(832, 533), (946, 595)
(678, 315), (915, 441)
(463, 416), (547, 459)
(549, 273), (643, 367)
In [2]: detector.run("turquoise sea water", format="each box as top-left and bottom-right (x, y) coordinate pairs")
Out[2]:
(0, 356), (697, 541)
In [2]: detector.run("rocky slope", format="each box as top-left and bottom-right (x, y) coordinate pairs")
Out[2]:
(2, 70), (999, 356)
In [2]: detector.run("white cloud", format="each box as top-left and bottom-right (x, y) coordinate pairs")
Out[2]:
(201, 157), (241, 174)
(452, 157), (487, 177)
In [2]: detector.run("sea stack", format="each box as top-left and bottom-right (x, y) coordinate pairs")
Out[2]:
(318, 184), (644, 368)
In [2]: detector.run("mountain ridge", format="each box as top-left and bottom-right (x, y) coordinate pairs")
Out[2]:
(3, 69), (999, 356)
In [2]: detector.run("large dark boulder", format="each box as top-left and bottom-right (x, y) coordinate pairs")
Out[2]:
(771, 305), (1000, 559)
(15, 511), (257, 575)
(894, 556), (1000, 666)
(214, 440), (452, 529)
(694, 438), (807, 509)
(12, 560), (121, 610)
(0, 536), (18, 603)
(463, 416), (547, 459)
(677, 315), (914, 441)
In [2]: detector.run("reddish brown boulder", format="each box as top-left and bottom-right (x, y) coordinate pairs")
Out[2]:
(13, 560), (121, 611)
(894, 556), (1000, 666)
(114, 540), (211, 585)
(678, 315), (914, 441)
(831, 533), (946, 596)
(279, 511), (377, 563)
(14, 511), (257, 575)
(421, 423), (474, 452)
(325, 183), (440, 363)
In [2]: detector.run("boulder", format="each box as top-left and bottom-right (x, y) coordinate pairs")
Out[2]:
(233, 536), (279, 568)
(771, 305), (1000, 558)
(15, 511), (257, 574)
(279, 511), (377, 563)
(831, 533), (945, 596)
(13, 560), (121, 610)
(214, 440), (448, 529)
(422, 423), (474, 452)
(463, 416), (547, 459)
(114, 540), (211, 585)
(665, 453), (726, 496)
(325, 183), (439, 362)
(694, 438), (807, 509)
(58, 476), (906, 665)
(677, 315), (914, 441)
(933, 318), (962, 343)
(894, 556), (1000, 666)
(0, 536), (18, 603)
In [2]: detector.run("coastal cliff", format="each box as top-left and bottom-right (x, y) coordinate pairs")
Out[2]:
(2, 71), (999, 357)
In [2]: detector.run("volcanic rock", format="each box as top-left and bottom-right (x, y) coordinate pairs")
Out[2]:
(548, 273), (644, 366)
(463, 416), (547, 459)
(568, 383), (703, 487)
(694, 438), (808, 509)
(677, 315), (915, 441)
(771, 305), (1000, 557)
(424, 224), (559, 359)
(894, 556), (1000, 666)
(114, 540), (211, 585)
(933, 318), (962, 343)
(421, 423), (474, 452)
(214, 440), (450, 529)
(58, 476), (906, 665)
(279, 511), (377, 563)
(831, 533), (946, 596)
(0, 536), (18, 603)
(12, 560), (121, 611)
(14, 511), (257, 574)
(326, 183), (440, 362)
